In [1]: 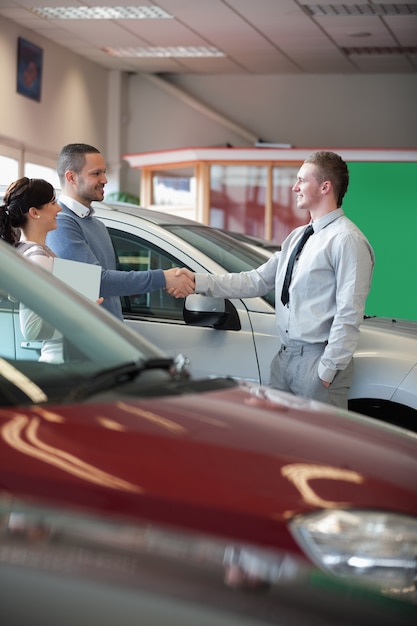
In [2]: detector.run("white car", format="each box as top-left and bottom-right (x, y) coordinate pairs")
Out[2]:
(64, 202), (417, 429)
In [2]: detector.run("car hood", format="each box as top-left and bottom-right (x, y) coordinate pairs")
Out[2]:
(357, 317), (417, 367)
(362, 316), (417, 338)
(0, 383), (416, 555)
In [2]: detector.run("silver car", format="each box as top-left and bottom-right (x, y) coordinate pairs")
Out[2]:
(75, 202), (415, 430)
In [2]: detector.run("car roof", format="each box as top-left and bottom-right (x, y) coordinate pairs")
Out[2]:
(95, 204), (280, 255)
(93, 201), (209, 228)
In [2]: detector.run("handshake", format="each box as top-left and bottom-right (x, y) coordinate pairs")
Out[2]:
(163, 267), (195, 298)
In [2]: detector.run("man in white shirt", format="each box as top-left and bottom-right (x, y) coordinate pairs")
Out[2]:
(173, 151), (375, 409)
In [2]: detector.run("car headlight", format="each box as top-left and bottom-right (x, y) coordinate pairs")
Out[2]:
(290, 509), (417, 602)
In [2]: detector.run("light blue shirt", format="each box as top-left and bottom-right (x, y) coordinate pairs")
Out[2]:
(195, 209), (375, 383)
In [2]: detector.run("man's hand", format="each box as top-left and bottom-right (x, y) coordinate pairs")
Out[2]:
(164, 267), (195, 298)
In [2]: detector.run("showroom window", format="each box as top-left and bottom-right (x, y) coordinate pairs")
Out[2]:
(126, 149), (309, 245)
(24, 162), (60, 189)
(0, 155), (19, 194)
(271, 167), (308, 242)
(0, 142), (59, 196)
(210, 165), (267, 238)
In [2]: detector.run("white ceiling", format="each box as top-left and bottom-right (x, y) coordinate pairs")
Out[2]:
(1, 0), (417, 74)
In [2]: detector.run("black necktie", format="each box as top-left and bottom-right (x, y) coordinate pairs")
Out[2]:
(280, 224), (314, 306)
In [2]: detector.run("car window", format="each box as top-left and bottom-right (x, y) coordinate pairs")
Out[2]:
(0, 295), (99, 405)
(0, 290), (20, 360)
(1, 292), (66, 364)
(109, 228), (186, 321)
(165, 225), (276, 308)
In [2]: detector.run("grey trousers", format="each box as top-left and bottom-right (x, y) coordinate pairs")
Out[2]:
(269, 340), (354, 409)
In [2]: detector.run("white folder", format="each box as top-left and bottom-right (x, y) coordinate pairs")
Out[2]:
(52, 258), (101, 301)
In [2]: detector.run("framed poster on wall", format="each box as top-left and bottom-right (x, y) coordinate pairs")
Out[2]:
(17, 37), (43, 102)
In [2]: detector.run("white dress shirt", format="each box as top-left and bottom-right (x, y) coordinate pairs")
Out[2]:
(59, 193), (92, 218)
(195, 209), (375, 383)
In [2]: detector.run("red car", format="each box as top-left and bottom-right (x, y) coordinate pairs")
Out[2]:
(0, 241), (416, 624)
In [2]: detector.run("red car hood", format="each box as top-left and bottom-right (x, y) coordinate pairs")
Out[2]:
(0, 383), (416, 556)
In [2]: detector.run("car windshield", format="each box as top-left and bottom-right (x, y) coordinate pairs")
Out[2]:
(0, 242), (174, 406)
(165, 225), (276, 307)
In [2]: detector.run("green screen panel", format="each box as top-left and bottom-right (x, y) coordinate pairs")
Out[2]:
(343, 162), (417, 321)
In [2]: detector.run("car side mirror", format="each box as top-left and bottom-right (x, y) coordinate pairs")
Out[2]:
(183, 294), (241, 331)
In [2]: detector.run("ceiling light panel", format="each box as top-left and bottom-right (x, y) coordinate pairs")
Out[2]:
(103, 46), (225, 58)
(29, 6), (173, 20)
(343, 45), (417, 54)
(303, 4), (417, 17)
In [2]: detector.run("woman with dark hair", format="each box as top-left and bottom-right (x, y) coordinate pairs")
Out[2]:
(1, 177), (103, 363)
(1, 176), (60, 259)
(0, 177), (65, 362)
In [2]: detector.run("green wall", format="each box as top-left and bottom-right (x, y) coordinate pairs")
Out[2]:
(343, 162), (417, 322)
